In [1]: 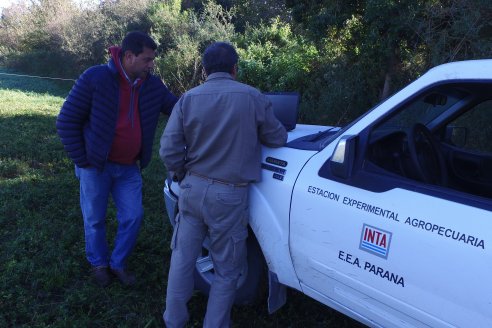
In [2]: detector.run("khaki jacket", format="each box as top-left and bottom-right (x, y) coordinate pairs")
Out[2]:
(160, 72), (287, 183)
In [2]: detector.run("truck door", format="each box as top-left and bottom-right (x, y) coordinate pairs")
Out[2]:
(289, 84), (492, 327)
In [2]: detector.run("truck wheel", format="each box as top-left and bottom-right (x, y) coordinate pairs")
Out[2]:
(193, 232), (266, 305)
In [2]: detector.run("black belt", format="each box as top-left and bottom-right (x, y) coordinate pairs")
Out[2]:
(188, 171), (248, 187)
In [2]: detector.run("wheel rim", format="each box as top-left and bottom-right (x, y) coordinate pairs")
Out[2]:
(195, 238), (248, 288)
(196, 253), (213, 274)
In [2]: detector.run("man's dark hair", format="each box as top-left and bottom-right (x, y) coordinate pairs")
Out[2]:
(121, 31), (157, 56)
(202, 42), (238, 75)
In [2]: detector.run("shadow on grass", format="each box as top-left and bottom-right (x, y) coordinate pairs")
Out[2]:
(0, 68), (73, 98)
(0, 112), (364, 327)
(0, 165), (170, 327)
(0, 115), (65, 164)
(0, 113), (171, 327)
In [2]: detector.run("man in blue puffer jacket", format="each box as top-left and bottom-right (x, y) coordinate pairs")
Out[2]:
(56, 31), (177, 287)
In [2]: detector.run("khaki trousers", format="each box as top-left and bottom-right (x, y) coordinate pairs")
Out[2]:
(163, 173), (249, 328)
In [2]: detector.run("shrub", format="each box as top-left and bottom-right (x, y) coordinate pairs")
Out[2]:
(150, 0), (235, 95)
(235, 18), (319, 122)
(0, 0), (155, 78)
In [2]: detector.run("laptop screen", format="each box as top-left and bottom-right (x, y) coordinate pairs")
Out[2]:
(264, 92), (300, 131)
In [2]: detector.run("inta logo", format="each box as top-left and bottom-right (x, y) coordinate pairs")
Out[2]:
(359, 224), (392, 259)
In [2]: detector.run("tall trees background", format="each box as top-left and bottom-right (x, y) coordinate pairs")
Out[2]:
(1, 0), (491, 124)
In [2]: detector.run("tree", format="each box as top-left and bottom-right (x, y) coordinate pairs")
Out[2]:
(283, 0), (492, 124)
(182, 0), (290, 32)
(287, 0), (492, 98)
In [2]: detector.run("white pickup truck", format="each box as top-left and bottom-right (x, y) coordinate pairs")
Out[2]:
(164, 59), (492, 327)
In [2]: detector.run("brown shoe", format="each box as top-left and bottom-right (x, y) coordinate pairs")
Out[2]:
(111, 268), (136, 286)
(91, 266), (112, 287)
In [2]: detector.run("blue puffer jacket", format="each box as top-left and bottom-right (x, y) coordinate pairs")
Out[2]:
(56, 58), (177, 170)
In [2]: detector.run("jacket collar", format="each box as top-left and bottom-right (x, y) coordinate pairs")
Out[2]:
(108, 57), (118, 75)
(206, 72), (234, 81)
(107, 46), (121, 75)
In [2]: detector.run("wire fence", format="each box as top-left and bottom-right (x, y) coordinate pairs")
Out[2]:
(0, 72), (76, 82)
(0, 69), (75, 98)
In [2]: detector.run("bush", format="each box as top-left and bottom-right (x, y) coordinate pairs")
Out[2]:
(2, 0), (491, 126)
(235, 18), (320, 122)
(150, 0), (235, 95)
(0, 0), (155, 78)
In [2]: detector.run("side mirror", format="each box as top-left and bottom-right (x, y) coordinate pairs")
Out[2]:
(424, 93), (447, 106)
(330, 135), (357, 179)
(445, 126), (467, 147)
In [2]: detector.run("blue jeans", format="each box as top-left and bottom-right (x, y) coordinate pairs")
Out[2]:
(75, 163), (143, 270)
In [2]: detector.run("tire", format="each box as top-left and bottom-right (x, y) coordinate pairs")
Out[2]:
(193, 231), (266, 305)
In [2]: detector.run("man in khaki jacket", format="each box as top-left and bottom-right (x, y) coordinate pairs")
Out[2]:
(160, 41), (287, 327)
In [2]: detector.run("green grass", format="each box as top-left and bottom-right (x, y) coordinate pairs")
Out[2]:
(0, 72), (364, 327)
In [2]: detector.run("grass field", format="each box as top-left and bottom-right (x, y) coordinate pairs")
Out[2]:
(0, 71), (364, 327)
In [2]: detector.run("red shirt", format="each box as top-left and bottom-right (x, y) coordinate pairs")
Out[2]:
(107, 47), (143, 164)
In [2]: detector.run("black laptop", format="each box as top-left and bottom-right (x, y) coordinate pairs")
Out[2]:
(264, 92), (300, 131)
